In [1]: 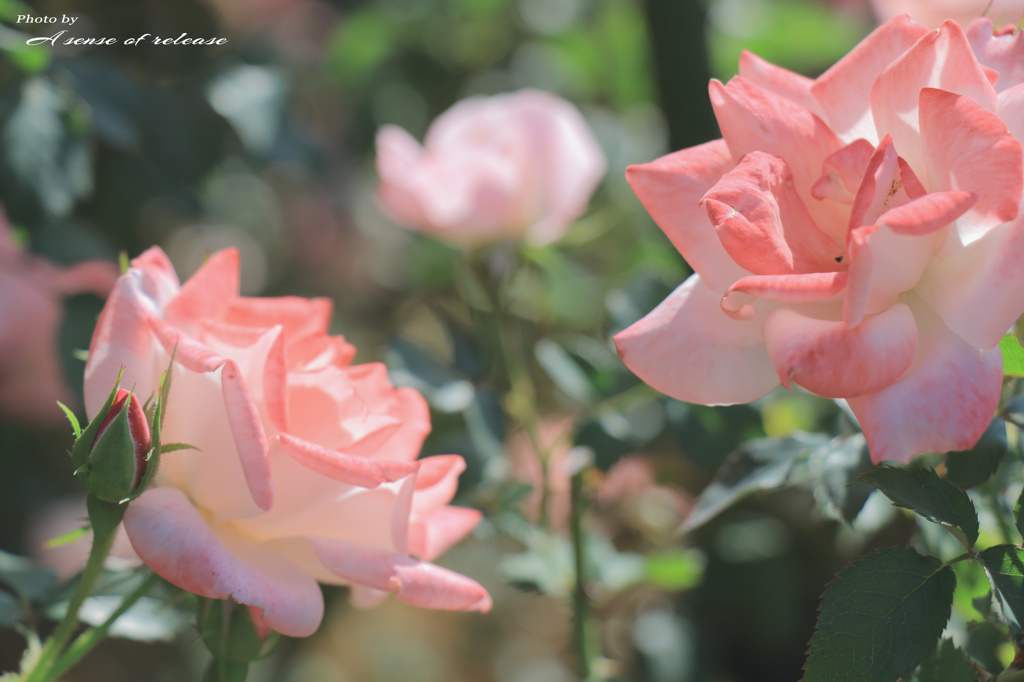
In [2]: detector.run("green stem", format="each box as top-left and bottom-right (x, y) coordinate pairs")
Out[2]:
(47, 571), (160, 680)
(570, 468), (594, 680)
(26, 496), (124, 682)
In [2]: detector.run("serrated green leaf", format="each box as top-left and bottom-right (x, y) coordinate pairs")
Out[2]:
(857, 465), (979, 548)
(906, 639), (979, 682)
(1001, 334), (1024, 377)
(945, 418), (1007, 489)
(802, 546), (956, 682)
(682, 432), (831, 533)
(56, 401), (81, 439)
(978, 545), (1024, 628)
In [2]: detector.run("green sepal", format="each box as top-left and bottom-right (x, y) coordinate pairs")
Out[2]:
(56, 402), (81, 439)
(43, 525), (89, 549)
(161, 443), (199, 454)
(70, 367), (125, 472)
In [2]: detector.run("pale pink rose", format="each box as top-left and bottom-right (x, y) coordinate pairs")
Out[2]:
(83, 247), (490, 637)
(870, 0), (1024, 28)
(375, 89), (606, 246)
(0, 218), (117, 424)
(615, 17), (1024, 464)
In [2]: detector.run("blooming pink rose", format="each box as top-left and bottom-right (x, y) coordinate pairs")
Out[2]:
(83, 247), (490, 637)
(375, 89), (606, 245)
(0, 217), (117, 423)
(870, 0), (1024, 28)
(615, 17), (1024, 464)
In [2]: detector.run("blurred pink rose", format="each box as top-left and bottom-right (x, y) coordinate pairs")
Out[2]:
(84, 247), (490, 637)
(0, 219), (117, 424)
(375, 89), (606, 246)
(871, 0), (1024, 28)
(616, 17), (1024, 464)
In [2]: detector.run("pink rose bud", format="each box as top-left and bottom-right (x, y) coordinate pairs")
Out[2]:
(77, 389), (152, 503)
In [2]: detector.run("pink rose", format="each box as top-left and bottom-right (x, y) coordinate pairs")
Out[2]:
(83, 247), (490, 637)
(375, 89), (606, 245)
(0, 217), (117, 424)
(615, 17), (1024, 464)
(870, 0), (1024, 28)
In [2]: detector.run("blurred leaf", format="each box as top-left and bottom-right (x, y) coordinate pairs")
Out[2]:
(574, 398), (665, 471)
(807, 434), (873, 524)
(666, 401), (765, 473)
(0, 551), (56, 601)
(43, 524), (89, 549)
(0, 25), (49, 73)
(0, 589), (23, 627)
(0, 0), (32, 21)
(328, 11), (402, 84)
(388, 337), (474, 412)
(207, 65), (286, 156)
(645, 550), (704, 591)
(681, 432), (830, 533)
(500, 533), (573, 595)
(906, 639), (979, 682)
(803, 546), (956, 682)
(963, 621), (1010, 675)
(59, 59), (140, 150)
(945, 418), (1007, 489)
(535, 338), (593, 404)
(1001, 334), (1024, 377)
(0, 77), (92, 219)
(462, 389), (506, 462)
(78, 595), (189, 642)
(857, 465), (979, 548)
(978, 545), (1024, 628)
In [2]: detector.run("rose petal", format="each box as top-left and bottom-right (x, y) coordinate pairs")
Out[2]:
(625, 140), (747, 293)
(408, 506), (482, 562)
(847, 296), (1003, 463)
(123, 487), (324, 637)
(763, 303), (917, 398)
(737, 50), (823, 118)
(310, 537), (491, 612)
(812, 15), (929, 144)
(614, 275), (779, 405)
(165, 249), (240, 329)
(277, 433), (419, 488)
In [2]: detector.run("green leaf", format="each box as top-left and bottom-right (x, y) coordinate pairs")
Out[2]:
(682, 432), (831, 533)
(857, 465), (979, 548)
(43, 524), (89, 548)
(56, 401), (81, 439)
(1015, 487), (1024, 542)
(963, 621), (1010, 675)
(0, 589), (24, 627)
(803, 546), (957, 682)
(534, 338), (594, 404)
(645, 550), (704, 591)
(807, 433), (873, 524)
(160, 443), (199, 454)
(0, 551), (56, 601)
(906, 639), (979, 682)
(1001, 334), (1024, 377)
(978, 545), (1024, 628)
(945, 418), (1007, 489)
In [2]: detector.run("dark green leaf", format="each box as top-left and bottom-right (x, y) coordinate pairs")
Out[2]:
(906, 639), (979, 682)
(857, 465), (979, 548)
(682, 432), (831, 533)
(803, 546), (956, 682)
(808, 434), (873, 524)
(945, 418), (1007, 489)
(979, 545), (1024, 628)
(963, 621), (1009, 675)
(1000, 334), (1024, 378)
(1015, 487), (1024, 542)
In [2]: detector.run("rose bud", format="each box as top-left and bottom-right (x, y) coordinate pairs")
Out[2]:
(75, 389), (152, 503)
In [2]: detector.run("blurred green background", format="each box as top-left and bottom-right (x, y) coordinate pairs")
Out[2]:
(0, 0), (893, 680)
